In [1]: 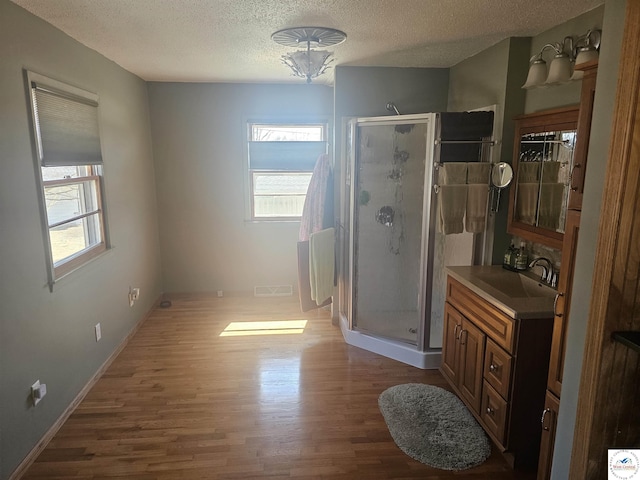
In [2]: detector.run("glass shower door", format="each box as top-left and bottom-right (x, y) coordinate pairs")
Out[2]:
(350, 117), (432, 345)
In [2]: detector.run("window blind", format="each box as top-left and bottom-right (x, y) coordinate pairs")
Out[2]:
(32, 84), (103, 166)
(248, 141), (326, 171)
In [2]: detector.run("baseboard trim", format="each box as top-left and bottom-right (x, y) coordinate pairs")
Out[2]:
(9, 295), (162, 480)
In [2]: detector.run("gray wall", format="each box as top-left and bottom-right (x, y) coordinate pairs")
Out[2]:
(551, 0), (626, 477)
(0, 1), (163, 478)
(147, 82), (333, 294)
(334, 66), (450, 119)
(333, 66), (450, 171)
(333, 66), (450, 161)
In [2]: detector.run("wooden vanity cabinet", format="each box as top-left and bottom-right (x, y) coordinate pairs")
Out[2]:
(537, 391), (560, 480)
(536, 202), (582, 480)
(441, 276), (553, 470)
(442, 303), (485, 412)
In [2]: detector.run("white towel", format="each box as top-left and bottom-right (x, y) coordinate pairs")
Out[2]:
(516, 183), (540, 225)
(466, 162), (491, 184)
(438, 185), (467, 234)
(309, 227), (335, 305)
(541, 161), (561, 183)
(464, 163), (491, 233)
(518, 162), (540, 183)
(465, 185), (489, 233)
(440, 163), (467, 185)
(538, 183), (566, 230)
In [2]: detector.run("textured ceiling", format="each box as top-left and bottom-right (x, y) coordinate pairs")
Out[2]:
(10, 0), (604, 84)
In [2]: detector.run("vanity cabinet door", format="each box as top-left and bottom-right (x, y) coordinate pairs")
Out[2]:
(441, 303), (486, 414)
(537, 390), (560, 480)
(442, 303), (463, 384)
(548, 210), (580, 397)
(459, 318), (486, 414)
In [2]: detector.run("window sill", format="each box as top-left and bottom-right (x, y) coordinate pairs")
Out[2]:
(48, 245), (114, 292)
(244, 219), (302, 224)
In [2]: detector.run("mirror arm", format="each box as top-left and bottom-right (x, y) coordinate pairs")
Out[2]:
(490, 162), (514, 212)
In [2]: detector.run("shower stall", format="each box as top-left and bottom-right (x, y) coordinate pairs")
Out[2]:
(338, 112), (494, 368)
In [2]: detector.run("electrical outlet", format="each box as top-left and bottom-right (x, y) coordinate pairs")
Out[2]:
(31, 380), (47, 406)
(128, 286), (140, 307)
(217, 290), (223, 298)
(95, 323), (102, 342)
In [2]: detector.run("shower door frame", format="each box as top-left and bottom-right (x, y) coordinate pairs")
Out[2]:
(347, 113), (438, 351)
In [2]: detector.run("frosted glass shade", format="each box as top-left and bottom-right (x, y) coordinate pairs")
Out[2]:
(570, 47), (599, 81)
(282, 50), (333, 83)
(545, 54), (572, 85)
(522, 59), (547, 89)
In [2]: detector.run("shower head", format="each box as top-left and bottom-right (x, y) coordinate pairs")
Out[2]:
(386, 102), (401, 115)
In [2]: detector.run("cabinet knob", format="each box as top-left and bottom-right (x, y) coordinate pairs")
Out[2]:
(489, 364), (499, 373)
(486, 407), (495, 416)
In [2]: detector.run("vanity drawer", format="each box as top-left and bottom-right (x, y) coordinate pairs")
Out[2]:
(484, 339), (512, 400)
(481, 380), (508, 445)
(447, 277), (515, 353)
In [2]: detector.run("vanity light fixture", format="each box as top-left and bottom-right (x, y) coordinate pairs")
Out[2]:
(272, 27), (347, 83)
(522, 29), (601, 89)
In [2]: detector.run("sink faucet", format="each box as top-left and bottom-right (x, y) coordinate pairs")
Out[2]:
(528, 257), (554, 285)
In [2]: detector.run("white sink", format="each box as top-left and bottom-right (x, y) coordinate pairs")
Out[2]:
(473, 270), (556, 299)
(446, 266), (557, 319)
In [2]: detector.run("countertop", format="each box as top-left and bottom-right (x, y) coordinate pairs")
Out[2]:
(446, 265), (556, 320)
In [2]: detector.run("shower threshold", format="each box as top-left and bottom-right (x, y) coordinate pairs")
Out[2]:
(339, 313), (441, 369)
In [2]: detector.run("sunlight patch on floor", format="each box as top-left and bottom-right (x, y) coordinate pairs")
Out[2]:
(220, 320), (308, 336)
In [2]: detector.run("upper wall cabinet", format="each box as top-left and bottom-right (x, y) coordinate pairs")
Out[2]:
(507, 106), (579, 250)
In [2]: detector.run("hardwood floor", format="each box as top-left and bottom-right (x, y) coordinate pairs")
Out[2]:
(21, 295), (535, 479)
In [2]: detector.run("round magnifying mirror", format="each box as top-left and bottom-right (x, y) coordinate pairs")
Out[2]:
(491, 162), (514, 188)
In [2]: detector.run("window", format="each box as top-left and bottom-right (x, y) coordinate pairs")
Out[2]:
(247, 122), (328, 220)
(27, 72), (108, 285)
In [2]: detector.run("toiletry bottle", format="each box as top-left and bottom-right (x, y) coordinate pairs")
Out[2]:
(516, 242), (528, 270)
(509, 244), (518, 270)
(503, 244), (514, 269)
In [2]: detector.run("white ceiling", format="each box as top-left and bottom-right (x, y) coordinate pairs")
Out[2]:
(11, 0), (604, 85)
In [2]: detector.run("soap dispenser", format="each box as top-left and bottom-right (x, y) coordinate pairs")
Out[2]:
(515, 242), (529, 271)
(503, 243), (515, 270)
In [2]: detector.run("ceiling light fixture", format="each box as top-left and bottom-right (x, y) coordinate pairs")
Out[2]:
(272, 27), (347, 83)
(522, 29), (601, 89)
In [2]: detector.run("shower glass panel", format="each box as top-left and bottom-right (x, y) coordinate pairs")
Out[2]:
(352, 121), (429, 344)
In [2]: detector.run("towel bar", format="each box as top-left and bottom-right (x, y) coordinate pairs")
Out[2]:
(435, 139), (495, 145)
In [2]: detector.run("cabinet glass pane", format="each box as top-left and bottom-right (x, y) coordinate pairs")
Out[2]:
(514, 129), (575, 233)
